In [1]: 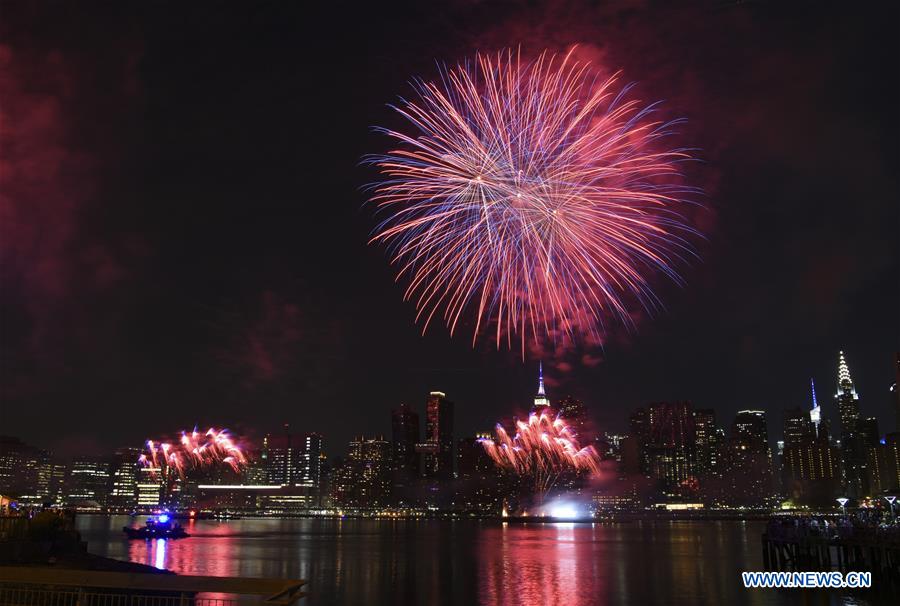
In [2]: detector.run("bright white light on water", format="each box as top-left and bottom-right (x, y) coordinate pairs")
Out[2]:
(154, 538), (166, 570)
(549, 503), (579, 520)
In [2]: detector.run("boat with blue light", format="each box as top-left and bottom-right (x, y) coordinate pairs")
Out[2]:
(123, 513), (190, 539)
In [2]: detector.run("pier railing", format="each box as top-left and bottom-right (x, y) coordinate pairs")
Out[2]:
(761, 524), (900, 592)
(0, 587), (240, 605)
(0, 567), (306, 605)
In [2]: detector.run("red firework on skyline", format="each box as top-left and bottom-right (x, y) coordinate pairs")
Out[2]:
(369, 48), (700, 352)
(138, 427), (247, 478)
(479, 411), (601, 498)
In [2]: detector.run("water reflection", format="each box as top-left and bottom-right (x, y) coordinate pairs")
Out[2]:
(153, 538), (166, 570)
(76, 516), (880, 606)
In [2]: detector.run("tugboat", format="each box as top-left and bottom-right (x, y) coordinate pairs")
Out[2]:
(123, 513), (190, 539)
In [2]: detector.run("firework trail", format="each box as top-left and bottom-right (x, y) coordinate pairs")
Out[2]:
(368, 48), (700, 351)
(479, 412), (600, 498)
(139, 427), (247, 477)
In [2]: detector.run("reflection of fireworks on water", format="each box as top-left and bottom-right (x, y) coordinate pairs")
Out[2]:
(369, 48), (699, 350)
(139, 427), (246, 477)
(479, 412), (600, 498)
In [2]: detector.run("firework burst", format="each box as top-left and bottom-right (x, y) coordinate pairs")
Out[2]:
(479, 412), (600, 498)
(139, 427), (247, 478)
(369, 48), (700, 350)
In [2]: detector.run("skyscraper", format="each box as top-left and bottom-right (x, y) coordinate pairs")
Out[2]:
(136, 466), (163, 508)
(628, 407), (650, 474)
(454, 434), (501, 514)
(835, 351), (861, 438)
(782, 434), (840, 507)
(693, 409), (720, 476)
(391, 403), (420, 499)
(783, 407), (815, 448)
(726, 410), (773, 507)
(331, 436), (392, 508)
(109, 447), (141, 509)
(266, 426), (325, 489)
(809, 378), (821, 436)
(860, 417), (879, 448)
(866, 432), (900, 494)
(532, 362), (551, 413)
(392, 403), (420, 472)
(644, 402), (697, 488)
(835, 351), (866, 497)
(732, 410), (769, 451)
(0, 436), (52, 504)
(421, 391), (454, 480)
(65, 457), (112, 507)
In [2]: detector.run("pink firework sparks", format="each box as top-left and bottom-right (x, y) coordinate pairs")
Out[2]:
(480, 411), (600, 497)
(369, 48), (700, 351)
(140, 427), (247, 477)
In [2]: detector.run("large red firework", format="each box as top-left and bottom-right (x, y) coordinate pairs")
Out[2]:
(369, 48), (699, 350)
(480, 412), (601, 499)
(139, 427), (247, 478)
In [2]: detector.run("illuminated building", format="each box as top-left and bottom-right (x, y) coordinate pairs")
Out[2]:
(241, 450), (270, 485)
(867, 432), (900, 494)
(195, 484), (317, 512)
(783, 407), (815, 448)
(532, 362), (551, 412)
(724, 410), (773, 507)
(732, 410), (769, 449)
(692, 409), (720, 476)
(592, 492), (636, 511)
(136, 466), (163, 508)
(266, 425), (325, 489)
(834, 350), (868, 497)
(332, 436), (392, 508)
(0, 436), (52, 503)
(809, 378), (821, 436)
(47, 461), (66, 503)
(646, 402), (698, 489)
(65, 457), (112, 507)
(297, 433), (324, 488)
(420, 391), (454, 480)
(782, 421), (839, 507)
(108, 447), (141, 509)
(836, 351), (861, 435)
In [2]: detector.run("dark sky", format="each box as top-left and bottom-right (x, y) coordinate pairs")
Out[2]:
(1, 1), (897, 457)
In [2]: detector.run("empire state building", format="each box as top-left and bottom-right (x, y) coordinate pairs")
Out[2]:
(532, 362), (551, 413)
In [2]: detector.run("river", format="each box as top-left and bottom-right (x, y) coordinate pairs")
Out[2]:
(75, 515), (880, 605)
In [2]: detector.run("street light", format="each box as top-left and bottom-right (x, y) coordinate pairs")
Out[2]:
(836, 497), (848, 515)
(885, 495), (897, 519)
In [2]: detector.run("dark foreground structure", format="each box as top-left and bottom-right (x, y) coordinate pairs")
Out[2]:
(762, 516), (900, 593)
(0, 567), (306, 605)
(0, 512), (306, 605)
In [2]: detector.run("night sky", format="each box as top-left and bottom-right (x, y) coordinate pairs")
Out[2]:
(1, 1), (897, 457)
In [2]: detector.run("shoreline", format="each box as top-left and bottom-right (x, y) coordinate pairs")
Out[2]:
(95, 510), (778, 523)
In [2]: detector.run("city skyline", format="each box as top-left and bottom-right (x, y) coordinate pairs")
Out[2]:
(3, 349), (897, 512)
(4, 349), (897, 458)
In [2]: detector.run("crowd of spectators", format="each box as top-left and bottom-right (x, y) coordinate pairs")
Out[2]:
(767, 508), (900, 544)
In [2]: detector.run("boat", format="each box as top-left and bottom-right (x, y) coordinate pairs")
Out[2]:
(123, 514), (190, 539)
